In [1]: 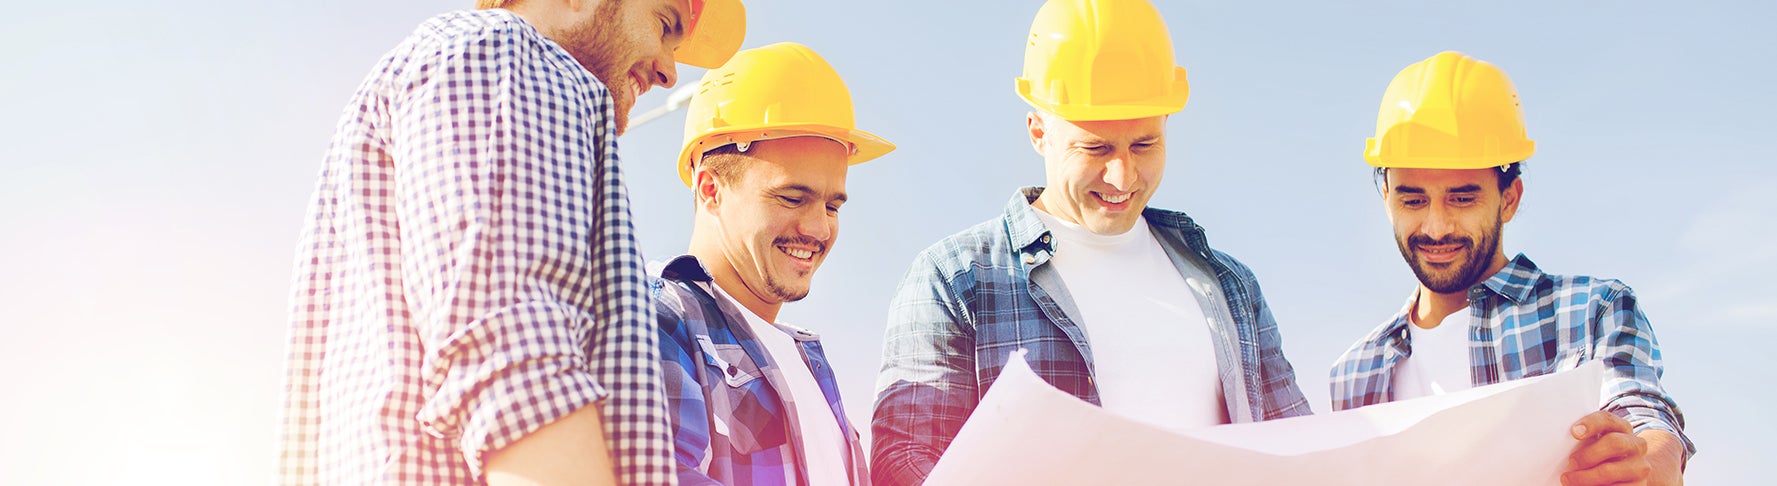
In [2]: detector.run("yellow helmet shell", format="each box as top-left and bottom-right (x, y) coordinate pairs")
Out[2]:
(673, 0), (747, 69)
(1015, 0), (1190, 121)
(1365, 51), (1535, 169)
(677, 42), (895, 187)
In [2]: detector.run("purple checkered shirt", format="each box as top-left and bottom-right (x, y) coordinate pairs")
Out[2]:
(277, 9), (673, 485)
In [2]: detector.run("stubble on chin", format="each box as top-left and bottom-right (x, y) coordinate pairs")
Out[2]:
(553, 6), (634, 133)
(763, 268), (812, 303)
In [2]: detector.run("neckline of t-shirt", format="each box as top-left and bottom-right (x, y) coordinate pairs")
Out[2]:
(1031, 206), (1151, 248)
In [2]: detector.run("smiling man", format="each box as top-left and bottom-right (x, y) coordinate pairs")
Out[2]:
(869, 1), (1310, 484)
(648, 43), (893, 485)
(1329, 51), (1693, 486)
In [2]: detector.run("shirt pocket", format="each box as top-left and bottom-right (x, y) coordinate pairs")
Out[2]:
(695, 337), (789, 453)
(698, 337), (764, 388)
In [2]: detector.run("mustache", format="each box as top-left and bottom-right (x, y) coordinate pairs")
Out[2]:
(774, 236), (827, 254)
(1407, 234), (1473, 248)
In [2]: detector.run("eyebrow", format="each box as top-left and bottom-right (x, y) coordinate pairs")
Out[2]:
(1072, 134), (1160, 147)
(775, 184), (847, 203)
(1392, 183), (1483, 195)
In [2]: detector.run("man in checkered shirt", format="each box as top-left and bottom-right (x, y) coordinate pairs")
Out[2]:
(1330, 52), (1692, 486)
(277, 1), (743, 484)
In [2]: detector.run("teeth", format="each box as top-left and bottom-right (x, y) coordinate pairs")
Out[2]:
(784, 248), (814, 259)
(1100, 192), (1131, 203)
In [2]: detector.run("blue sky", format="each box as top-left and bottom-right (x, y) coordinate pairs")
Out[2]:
(1, 1), (1771, 483)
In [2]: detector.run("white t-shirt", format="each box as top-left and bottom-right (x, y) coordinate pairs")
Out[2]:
(1391, 310), (1475, 400)
(1032, 210), (1224, 431)
(706, 283), (849, 485)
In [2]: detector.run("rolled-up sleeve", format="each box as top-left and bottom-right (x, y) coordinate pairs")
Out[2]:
(386, 27), (622, 475)
(1595, 285), (1696, 460)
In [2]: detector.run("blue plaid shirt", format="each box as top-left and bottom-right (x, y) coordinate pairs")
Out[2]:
(1329, 254), (1695, 459)
(871, 188), (1311, 485)
(650, 256), (870, 486)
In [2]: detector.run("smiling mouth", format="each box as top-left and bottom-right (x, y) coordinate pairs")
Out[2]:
(1416, 244), (1464, 263)
(780, 246), (816, 261)
(1095, 191), (1132, 204)
(628, 72), (650, 100)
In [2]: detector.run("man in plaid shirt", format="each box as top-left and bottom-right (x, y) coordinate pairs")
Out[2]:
(650, 43), (893, 485)
(1330, 51), (1692, 485)
(278, 1), (743, 484)
(871, 1), (1310, 484)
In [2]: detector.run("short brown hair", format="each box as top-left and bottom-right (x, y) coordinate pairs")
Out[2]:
(693, 144), (750, 188)
(1372, 162), (1524, 195)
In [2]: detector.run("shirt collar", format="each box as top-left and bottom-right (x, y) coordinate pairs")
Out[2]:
(1477, 253), (1543, 304)
(1379, 293), (1418, 348)
(654, 254), (713, 283)
(1001, 186), (1210, 256)
(656, 254), (825, 342)
(1380, 252), (1544, 342)
(1003, 187), (1054, 254)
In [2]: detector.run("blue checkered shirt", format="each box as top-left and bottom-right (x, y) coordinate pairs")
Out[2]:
(649, 256), (870, 485)
(278, 9), (674, 485)
(871, 188), (1311, 485)
(1329, 254), (1695, 459)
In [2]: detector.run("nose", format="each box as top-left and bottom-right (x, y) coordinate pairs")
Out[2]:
(797, 207), (835, 243)
(1421, 203), (1456, 240)
(1102, 154), (1137, 191)
(652, 51), (679, 89)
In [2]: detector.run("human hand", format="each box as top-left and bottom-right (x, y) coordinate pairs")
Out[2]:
(1562, 411), (1649, 486)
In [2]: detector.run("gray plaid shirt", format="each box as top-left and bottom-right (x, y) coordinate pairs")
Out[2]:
(871, 187), (1311, 485)
(278, 9), (673, 485)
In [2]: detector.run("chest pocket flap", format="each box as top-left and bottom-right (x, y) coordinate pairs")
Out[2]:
(693, 336), (788, 453)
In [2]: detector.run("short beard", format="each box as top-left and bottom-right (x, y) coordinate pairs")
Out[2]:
(764, 276), (809, 303)
(1396, 219), (1502, 294)
(554, 0), (633, 132)
(762, 236), (825, 302)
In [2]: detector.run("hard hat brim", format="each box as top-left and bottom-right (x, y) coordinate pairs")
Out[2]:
(1363, 138), (1536, 169)
(676, 124), (896, 187)
(1015, 66), (1191, 121)
(674, 0), (745, 69)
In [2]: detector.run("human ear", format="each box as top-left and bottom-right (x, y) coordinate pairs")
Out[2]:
(1500, 177), (1523, 223)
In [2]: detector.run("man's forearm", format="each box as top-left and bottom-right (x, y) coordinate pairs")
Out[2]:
(485, 404), (618, 486)
(1640, 429), (1685, 486)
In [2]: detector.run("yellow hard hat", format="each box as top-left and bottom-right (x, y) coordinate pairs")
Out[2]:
(1015, 0), (1190, 121)
(674, 0), (747, 69)
(677, 42), (895, 187)
(1365, 51), (1535, 169)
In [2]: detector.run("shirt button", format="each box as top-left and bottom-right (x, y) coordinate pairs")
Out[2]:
(1023, 254), (1036, 265)
(1041, 234), (1052, 244)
